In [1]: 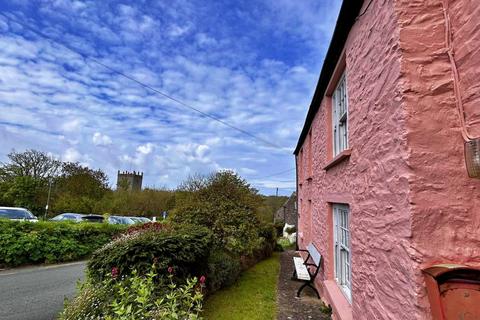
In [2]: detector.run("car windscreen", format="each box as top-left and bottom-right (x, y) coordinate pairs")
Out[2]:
(82, 216), (104, 222)
(0, 209), (35, 219)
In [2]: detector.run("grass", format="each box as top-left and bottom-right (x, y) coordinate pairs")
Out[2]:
(203, 253), (280, 320)
(277, 237), (296, 251)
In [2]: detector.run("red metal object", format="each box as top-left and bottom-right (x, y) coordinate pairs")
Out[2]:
(423, 264), (480, 320)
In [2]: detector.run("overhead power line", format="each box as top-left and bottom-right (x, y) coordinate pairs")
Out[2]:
(250, 168), (295, 179)
(0, 12), (286, 151)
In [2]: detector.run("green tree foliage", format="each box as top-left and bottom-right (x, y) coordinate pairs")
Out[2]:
(95, 188), (175, 217)
(0, 149), (61, 180)
(256, 195), (289, 223)
(172, 171), (266, 255)
(0, 150), (60, 213)
(52, 162), (110, 214)
(0, 176), (44, 211)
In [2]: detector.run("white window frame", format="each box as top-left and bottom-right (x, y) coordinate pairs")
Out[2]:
(332, 72), (348, 156)
(333, 203), (351, 301)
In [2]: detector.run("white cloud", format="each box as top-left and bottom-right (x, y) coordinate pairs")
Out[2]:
(168, 24), (191, 37)
(92, 132), (112, 146)
(62, 147), (91, 165)
(137, 143), (154, 155)
(0, 0), (339, 194)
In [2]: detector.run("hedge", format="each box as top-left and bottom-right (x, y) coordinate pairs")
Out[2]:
(87, 225), (213, 282)
(87, 222), (276, 294)
(0, 220), (125, 267)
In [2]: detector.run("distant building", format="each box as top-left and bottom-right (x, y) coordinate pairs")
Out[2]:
(274, 192), (297, 226)
(116, 170), (143, 191)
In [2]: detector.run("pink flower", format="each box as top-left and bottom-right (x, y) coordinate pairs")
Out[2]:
(167, 266), (173, 274)
(111, 267), (119, 279)
(199, 275), (206, 284)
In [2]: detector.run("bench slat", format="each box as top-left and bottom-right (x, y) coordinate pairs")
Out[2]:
(293, 256), (310, 281)
(307, 243), (321, 266)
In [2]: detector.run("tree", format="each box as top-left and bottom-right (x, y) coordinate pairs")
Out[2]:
(0, 175), (43, 211)
(0, 149), (60, 181)
(173, 171), (265, 254)
(52, 162), (110, 214)
(57, 162), (109, 199)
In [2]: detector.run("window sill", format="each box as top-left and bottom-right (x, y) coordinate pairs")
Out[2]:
(323, 280), (353, 320)
(323, 149), (351, 171)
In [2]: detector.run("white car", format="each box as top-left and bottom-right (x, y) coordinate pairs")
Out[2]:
(50, 213), (86, 222)
(0, 207), (38, 222)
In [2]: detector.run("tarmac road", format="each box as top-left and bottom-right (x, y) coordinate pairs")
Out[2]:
(0, 261), (86, 320)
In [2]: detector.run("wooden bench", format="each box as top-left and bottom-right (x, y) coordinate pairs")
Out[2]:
(292, 243), (322, 299)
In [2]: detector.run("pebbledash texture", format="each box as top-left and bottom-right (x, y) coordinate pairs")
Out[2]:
(294, 0), (480, 320)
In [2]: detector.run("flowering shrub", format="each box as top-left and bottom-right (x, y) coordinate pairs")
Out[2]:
(60, 264), (205, 320)
(122, 222), (169, 237)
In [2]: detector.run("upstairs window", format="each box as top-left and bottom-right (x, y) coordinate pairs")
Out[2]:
(332, 73), (348, 156)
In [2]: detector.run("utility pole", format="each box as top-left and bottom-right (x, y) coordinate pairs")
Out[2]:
(276, 187), (278, 197)
(44, 179), (52, 220)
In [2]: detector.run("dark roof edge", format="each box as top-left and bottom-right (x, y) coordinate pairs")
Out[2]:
(293, 0), (365, 155)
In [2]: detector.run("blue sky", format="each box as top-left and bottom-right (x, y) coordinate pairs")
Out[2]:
(0, 0), (341, 195)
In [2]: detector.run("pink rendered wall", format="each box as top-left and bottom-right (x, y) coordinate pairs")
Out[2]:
(397, 0), (480, 317)
(296, 0), (421, 318)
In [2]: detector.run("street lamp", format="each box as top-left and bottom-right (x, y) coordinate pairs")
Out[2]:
(44, 179), (53, 220)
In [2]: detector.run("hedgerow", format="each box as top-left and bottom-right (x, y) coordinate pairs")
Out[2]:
(0, 220), (125, 267)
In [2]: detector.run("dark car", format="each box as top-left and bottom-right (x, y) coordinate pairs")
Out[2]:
(82, 214), (105, 223)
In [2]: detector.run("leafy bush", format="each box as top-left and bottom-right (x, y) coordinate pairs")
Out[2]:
(206, 250), (241, 292)
(87, 225), (212, 282)
(274, 221), (284, 237)
(0, 220), (124, 267)
(60, 264), (204, 320)
(172, 171), (269, 256)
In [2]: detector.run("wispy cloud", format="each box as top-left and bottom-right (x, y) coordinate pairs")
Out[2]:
(0, 0), (341, 194)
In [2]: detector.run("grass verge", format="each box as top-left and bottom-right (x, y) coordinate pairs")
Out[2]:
(202, 253), (280, 320)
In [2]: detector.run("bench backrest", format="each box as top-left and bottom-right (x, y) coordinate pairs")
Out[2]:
(307, 243), (322, 266)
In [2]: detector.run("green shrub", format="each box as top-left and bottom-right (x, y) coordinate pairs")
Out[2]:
(60, 264), (204, 320)
(274, 221), (284, 237)
(206, 250), (241, 293)
(0, 220), (125, 267)
(277, 237), (295, 250)
(87, 225), (213, 282)
(258, 222), (276, 245)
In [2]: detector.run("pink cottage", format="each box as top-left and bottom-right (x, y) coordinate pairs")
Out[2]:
(294, 0), (480, 319)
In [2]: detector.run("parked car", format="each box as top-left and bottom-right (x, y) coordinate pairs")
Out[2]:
(108, 216), (136, 225)
(82, 214), (105, 223)
(50, 213), (85, 222)
(0, 207), (38, 222)
(130, 217), (151, 223)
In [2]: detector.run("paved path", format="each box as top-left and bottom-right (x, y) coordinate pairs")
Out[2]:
(0, 261), (86, 320)
(277, 250), (330, 320)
